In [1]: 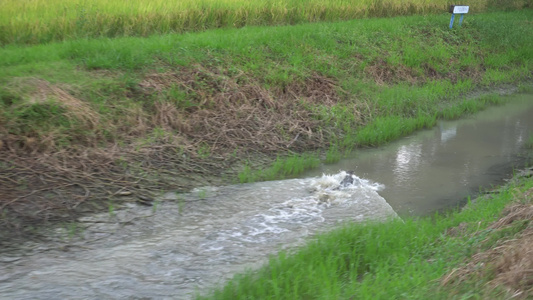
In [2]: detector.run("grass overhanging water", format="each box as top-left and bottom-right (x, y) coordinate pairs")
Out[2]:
(197, 177), (533, 299)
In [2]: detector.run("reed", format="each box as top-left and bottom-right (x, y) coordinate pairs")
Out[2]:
(1, 0), (526, 45)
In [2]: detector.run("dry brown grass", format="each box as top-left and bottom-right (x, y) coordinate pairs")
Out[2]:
(442, 227), (533, 298)
(138, 66), (345, 153)
(365, 58), (419, 86)
(0, 78), (102, 153)
(24, 78), (100, 129)
(364, 58), (486, 86)
(441, 190), (533, 298)
(487, 228), (533, 298)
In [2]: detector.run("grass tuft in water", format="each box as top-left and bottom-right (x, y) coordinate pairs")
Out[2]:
(238, 154), (320, 183)
(526, 134), (533, 149)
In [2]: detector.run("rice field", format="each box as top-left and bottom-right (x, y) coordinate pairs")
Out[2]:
(0, 0), (525, 45)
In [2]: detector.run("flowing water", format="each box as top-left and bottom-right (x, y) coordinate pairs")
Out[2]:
(304, 94), (533, 215)
(1, 95), (533, 299)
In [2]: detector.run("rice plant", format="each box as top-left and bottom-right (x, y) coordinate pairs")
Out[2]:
(1, 0), (526, 45)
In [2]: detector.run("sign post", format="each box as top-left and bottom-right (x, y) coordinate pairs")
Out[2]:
(449, 5), (469, 29)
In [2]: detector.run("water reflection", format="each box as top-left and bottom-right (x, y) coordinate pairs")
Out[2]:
(393, 143), (422, 186)
(439, 123), (457, 143)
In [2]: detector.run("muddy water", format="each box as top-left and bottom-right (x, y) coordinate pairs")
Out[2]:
(304, 94), (533, 215)
(0, 173), (396, 299)
(1, 95), (533, 299)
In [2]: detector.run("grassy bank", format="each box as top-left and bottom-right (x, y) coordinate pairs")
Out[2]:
(1, 0), (530, 46)
(1, 9), (532, 236)
(198, 176), (533, 299)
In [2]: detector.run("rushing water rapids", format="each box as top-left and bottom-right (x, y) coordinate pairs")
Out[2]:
(1, 94), (533, 299)
(0, 173), (396, 299)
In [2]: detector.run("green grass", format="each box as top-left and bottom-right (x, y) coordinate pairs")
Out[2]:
(436, 94), (507, 120)
(325, 144), (342, 163)
(1, 0), (528, 46)
(351, 114), (437, 147)
(197, 178), (533, 299)
(526, 134), (533, 149)
(238, 154), (321, 183)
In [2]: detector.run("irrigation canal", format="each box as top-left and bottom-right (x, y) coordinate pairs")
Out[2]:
(1, 94), (533, 299)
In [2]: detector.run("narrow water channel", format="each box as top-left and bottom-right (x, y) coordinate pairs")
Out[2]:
(1, 94), (532, 299)
(304, 94), (533, 216)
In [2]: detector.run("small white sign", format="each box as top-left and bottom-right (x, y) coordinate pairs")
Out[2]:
(453, 6), (469, 14)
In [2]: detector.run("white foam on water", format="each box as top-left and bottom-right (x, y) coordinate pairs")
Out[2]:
(0, 171), (398, 300)
(200, 171), (390, 249)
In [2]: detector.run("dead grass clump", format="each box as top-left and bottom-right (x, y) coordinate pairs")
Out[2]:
(283, 74), (340, 106)
(139, 65), (226, 106)
(459, 65), (486, 84)
(0, 150), (121, 231)
(365, 58), (418, 85)
(488, 202), (533, 231)
(186, 91), (321, 152)
(0, 78), (103, 154)
(365, 58), (485, 86)
(140, 71), (192, 92)
(29, 79), (100, 129)
(138, 67), (330, 153)
(488, 229), (533, 298)
(152, 101), (191, 132)
(442, 228), (533, 298)
(1, 134), (43, 153)
(422, 63), (443, 81)
(441, 196), (533, 298)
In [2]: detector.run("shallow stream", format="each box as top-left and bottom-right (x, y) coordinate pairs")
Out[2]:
(1, 95), (533, 299)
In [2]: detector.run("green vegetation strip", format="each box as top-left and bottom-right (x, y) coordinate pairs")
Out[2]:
(197, 177), (533, 299)
(1, 0), (529, 45)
